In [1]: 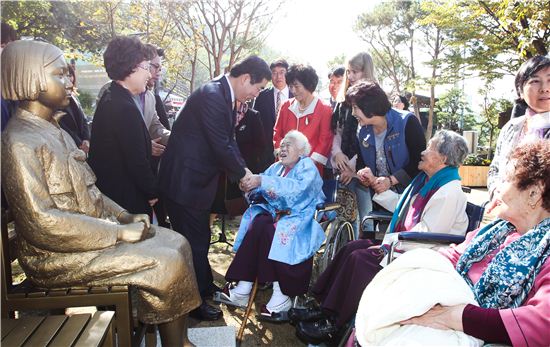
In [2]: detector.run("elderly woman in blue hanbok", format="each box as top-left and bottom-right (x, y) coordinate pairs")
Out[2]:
(214, 130), (325, 322)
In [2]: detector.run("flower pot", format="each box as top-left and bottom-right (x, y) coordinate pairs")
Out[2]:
(459, 166), (490, 187)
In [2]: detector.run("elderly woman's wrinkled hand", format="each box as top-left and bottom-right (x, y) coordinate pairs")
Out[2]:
(357, 167), (375, 186)
(240, 174), (261, 192)
(372, 176), (391, 194)
(400, 304), (466, 332)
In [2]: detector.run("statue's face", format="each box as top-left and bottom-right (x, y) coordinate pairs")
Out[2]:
(37, 56), (72, 109)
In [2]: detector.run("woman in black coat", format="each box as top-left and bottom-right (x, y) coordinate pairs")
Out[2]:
(88, 36), (158, 217)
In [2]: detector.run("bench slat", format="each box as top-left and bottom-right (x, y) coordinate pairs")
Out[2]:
(48, 314), (90, 347)
(110, 285), (128, 292)
(89, 287), (109, 294)
(1, 316), (44, 347)
(48, 288), (69, 296)
(22, 315), (67, 347)
(69, 287), (90, 295)
(1, 319), (19, 339)
(74, 311), (115, 347)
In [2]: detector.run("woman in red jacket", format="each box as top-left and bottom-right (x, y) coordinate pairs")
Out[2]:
(273, 64), (333, 176)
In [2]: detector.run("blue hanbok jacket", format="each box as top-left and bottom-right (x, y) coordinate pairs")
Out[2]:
(233, 156), (326, 265)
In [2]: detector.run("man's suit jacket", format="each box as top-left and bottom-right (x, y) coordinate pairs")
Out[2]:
(88, 82), (157, 215)
(158, 76), (246, 210)
(154, 93), (171, 130)
(144, 90), (171, 145)
(253, 87), (293, 164)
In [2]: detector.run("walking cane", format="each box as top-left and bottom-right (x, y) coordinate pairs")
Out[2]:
(236, 279), (258, 344)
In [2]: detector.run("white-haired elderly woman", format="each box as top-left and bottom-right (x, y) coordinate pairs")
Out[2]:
(214, 130), (326, 322)
(294, 130), (470, 344)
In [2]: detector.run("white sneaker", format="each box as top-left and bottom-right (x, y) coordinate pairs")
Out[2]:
(213, 283), (249, 308)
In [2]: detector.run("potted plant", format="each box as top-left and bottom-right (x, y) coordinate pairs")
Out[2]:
(459, 154), (491, 187)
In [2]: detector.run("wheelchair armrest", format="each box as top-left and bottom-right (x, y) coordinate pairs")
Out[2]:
(363, 211), (392, 222)
(316, 202), (341, 212)
(397, 232), (465, 244)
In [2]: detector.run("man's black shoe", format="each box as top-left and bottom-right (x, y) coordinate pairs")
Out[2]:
(296, 318), (339, 345)
(288, 307), (326, 324)
(206, 283), (223, 296)
(190, 301), (223, 321)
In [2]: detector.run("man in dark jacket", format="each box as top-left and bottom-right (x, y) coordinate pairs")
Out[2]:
(159, 55), (271, 321)
(252, 58), (293, 169)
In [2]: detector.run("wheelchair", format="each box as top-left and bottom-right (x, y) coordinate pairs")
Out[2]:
(337, 194), (487, 346)
(295, 177), (357, 308)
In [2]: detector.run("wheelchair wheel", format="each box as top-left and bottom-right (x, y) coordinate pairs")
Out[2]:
(325, 220), (354, 262)
(316, 219), (354, 276)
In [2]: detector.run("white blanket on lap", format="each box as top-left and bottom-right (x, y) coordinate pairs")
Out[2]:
(355, 248), (484, 346)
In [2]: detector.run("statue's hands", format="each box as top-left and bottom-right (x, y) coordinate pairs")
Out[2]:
(117, 222), (149, 243)
(117, 211), (151, 230)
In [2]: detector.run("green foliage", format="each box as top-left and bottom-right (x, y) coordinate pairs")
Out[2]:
(475, 89), (512, 158)
(420, 0), (550, 80)
(354, 1), (411, 94)
(327, 54), (346, 71)
(463, 154), (491, 166)
(77, 91), (94, 116)
(434, 88), (476, 132)
(1, 1), (113, 54)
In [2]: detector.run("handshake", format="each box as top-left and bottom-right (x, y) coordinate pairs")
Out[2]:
(239, 168), (261, 192)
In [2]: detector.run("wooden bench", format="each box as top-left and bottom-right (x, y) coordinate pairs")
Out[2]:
(1, 311), (115, 347)
(0, 208), (149, 346)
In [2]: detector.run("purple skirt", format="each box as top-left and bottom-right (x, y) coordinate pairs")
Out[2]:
(312, 239), (383, 327)
(225, 213), (313, 296)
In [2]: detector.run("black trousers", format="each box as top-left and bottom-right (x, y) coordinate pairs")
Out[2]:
(166, 198), (213, 298)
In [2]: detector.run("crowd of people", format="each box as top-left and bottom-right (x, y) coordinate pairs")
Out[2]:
(1, 20), (549, 346)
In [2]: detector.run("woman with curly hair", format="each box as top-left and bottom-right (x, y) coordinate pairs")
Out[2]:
(88, 36), (158, 217)
(273, 64), (333, 176)
(356, 139), (550, 346)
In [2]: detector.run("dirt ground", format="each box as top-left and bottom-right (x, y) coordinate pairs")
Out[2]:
(191, 216), (306, 347)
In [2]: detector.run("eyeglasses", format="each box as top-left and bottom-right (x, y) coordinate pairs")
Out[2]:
(137, 63), (151, 71)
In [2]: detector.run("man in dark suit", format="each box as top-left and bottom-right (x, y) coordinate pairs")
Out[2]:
(159, 55), (271, 321)
(252, 58), (293, 170)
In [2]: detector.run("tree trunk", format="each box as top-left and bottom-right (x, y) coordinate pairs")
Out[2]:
(426, 28), (442, 141)
(409, 28), (421, 124)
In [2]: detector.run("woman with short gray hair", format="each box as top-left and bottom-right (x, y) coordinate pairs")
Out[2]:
(214, 130), (325, 323)
(295, 130), (470, 344)
(431, 130), (469, 168)
(283, 130), (312, 156)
